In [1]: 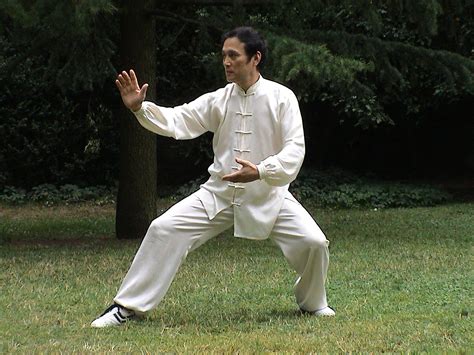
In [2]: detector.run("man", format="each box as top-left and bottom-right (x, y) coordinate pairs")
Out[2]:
(91, 26), (335, 328)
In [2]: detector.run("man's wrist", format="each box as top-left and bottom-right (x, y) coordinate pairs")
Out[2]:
(130, 103), (143, 112)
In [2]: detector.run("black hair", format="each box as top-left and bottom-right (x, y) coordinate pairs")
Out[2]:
(221, 26), (267, 71)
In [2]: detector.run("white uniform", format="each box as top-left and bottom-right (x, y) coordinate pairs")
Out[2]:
(114, 77), (330, 313)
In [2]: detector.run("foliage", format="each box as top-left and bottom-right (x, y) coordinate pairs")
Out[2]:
(290, 168), (452, 208)
(261, 0), (474, 127)
(0, 184), (116, 206)
(265, 33), (391, 128)
(0, 59), (119, 188)
(266, 0), (473, 56)
(0, 0), (473, 188)
(0, 1), (120, 189)
(171, 175), (208, 200)
(306, 29), (474, 119)
(0, 0), (118, 92)
(153, 21), (223, 183)
(0, 170), (453, 208)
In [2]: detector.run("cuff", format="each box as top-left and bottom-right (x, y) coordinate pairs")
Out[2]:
(256, 163), (267, 180)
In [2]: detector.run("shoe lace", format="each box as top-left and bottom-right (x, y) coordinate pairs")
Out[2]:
(99, 303), (134, 318)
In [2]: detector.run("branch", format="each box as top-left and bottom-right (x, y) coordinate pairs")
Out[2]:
(149, 9), (225, 32)
(0, 35), (63, 78)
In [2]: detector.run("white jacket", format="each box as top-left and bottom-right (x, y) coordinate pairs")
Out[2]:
(133, 76), (305, 239)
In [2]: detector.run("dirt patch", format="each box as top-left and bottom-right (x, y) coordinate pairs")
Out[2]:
(5, 235), (143, 248)
(7, 236), (112, 247)
(0, 203), (116, 220)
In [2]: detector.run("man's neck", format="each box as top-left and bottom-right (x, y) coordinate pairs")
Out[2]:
(239, 72), (260, 92)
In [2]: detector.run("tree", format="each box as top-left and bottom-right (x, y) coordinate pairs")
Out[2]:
(115, 0), (158, 239)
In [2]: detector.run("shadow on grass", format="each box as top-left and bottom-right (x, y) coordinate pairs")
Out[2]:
(135, 308), (315, 330)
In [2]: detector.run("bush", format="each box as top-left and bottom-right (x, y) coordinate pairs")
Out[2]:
(0, 184), (116, 206)
(0, 47), (119, 189)
(290, 168), (452, 208)
(0, 170), (452, 209)
(171, 176), (208, 201)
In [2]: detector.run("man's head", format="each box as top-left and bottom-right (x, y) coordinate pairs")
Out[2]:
(221, 27), (267, 90)
(221, 27), (267, 71)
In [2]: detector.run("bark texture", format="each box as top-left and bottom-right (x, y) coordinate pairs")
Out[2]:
(116, 0), (158, 239)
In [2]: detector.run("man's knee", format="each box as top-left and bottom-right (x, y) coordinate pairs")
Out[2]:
(147, 216), (173, 238)
(306, 230), (329, 250)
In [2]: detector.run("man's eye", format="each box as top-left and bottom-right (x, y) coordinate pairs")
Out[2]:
(223, 53), (238, 58)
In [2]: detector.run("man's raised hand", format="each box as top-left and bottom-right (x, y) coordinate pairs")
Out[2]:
(115, 69), (148, 112)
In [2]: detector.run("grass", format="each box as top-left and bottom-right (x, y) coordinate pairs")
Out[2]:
(0, 200), (472, 352)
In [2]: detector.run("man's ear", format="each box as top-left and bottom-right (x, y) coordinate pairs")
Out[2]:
(253, 51), (262, 67)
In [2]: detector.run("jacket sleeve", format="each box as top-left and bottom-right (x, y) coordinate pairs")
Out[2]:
(256, 92), (305, 187)
(132, 92), (219, 140)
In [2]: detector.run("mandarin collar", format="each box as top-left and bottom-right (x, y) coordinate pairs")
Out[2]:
(236, 75), (262, 96)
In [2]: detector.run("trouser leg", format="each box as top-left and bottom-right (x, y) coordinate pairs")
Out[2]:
(270, 196), (330, 312)
(114, 191), (233, 313)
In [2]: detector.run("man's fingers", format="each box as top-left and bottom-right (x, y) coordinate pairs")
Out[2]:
(115, 69), (145, 111)
(222, 172), (237, 181)
(130, 69), (140, 89)
(117, 74), (126, 87)
(236, 158), (257, 171)
(117, 71), (143, 95)
(122, 70), (131, 85)
(223, 159), (259, 183)
(140, 83), (148, 98)
(115, 79), (125, 91)
(125, 69), (138, 89)
(235, 158), (251, 167)
(222, 167), (249, 182)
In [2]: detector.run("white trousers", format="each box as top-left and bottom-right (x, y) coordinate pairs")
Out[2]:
(114, 191), (330, 313)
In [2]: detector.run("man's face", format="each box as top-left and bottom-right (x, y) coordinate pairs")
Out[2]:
(222, 37), (259, 87)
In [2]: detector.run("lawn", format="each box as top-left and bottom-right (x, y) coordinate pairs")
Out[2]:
(0, 201), (472, 352)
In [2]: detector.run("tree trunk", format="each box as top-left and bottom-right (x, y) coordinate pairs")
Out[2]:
(116, 0), (158, 239)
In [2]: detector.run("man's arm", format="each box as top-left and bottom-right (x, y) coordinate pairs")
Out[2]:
(255, 92), (305, 187)
(116, 69), (218, 140)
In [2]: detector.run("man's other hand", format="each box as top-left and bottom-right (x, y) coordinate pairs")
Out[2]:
(115, 69), (148, 112)
(222, 158), (260, 183)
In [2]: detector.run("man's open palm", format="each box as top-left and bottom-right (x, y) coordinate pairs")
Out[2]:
(115, 70), (148, 112)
